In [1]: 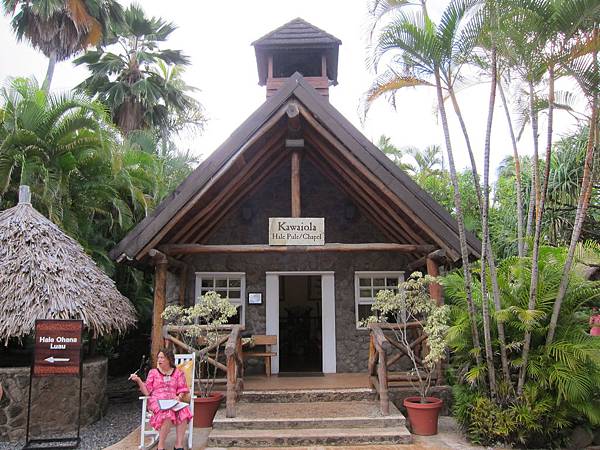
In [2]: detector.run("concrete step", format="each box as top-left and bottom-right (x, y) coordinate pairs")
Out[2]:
(240, 387), (377, 403)
(207, 426), (413, 447)
(213, 400), (405, 430)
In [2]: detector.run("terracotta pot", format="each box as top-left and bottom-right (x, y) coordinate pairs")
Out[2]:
(193, 392), (224, 428)
(403, 396), (443, 436)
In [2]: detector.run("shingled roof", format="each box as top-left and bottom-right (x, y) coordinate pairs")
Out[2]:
(252, 18), (342, 48)
(110, 73), (480, 265)
(253, 18), (341, 86)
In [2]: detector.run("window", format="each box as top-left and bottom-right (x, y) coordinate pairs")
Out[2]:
(355, 272), (404, 329)
(195, 273), (246, 326)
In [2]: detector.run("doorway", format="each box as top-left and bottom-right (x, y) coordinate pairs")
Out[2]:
(278, 275), (322, 373)
(265, 271), (336, 374)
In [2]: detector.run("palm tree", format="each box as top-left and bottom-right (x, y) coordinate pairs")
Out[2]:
(547, 25), (600, 345)
(515, 0), (600, 394)
(2, 0), (123, 90)
(74, 3), (205, 138)
(367, 1), (493, 384)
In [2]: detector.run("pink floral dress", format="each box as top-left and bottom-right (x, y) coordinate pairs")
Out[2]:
(144, 368), (193, 430)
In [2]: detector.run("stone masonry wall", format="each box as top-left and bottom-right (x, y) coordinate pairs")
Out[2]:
(181, 158), (413, 373)
(0, 357), (108, 441)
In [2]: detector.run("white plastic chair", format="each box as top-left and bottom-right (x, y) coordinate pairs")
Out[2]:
(139, 353), (196, 449)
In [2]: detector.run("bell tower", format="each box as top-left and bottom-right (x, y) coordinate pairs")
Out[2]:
(252, 18), (342, 99)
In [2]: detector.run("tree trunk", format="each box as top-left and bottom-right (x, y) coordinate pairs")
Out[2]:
(449, 85), (510, 385)
(434, 67), (482, 367)
(42, 52), (57, 93)
(524, 80), (540, 252)
(547, 49), (599, 345)
(498, 79), (525, 258)
(518, 65), (555, 395)
(480, 45), (498, 397)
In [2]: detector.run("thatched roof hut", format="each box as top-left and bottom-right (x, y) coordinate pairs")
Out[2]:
(0, 186), (136, 343)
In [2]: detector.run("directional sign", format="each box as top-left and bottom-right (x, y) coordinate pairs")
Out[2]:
(33, 320), (83, 377)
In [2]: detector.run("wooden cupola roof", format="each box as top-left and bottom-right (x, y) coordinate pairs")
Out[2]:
(253, 18), (342, 97)
(110, 73), (480, 267)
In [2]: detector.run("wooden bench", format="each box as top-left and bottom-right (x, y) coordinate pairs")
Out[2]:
(243, 335), (277, 377)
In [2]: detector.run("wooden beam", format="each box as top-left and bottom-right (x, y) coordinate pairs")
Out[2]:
(291, 151), (301, 217)
(298, 104), (459, 259)
(306, 147), (411, 244)
(171, 127), (287, 243)
(186, 149), (289, 244)
(150, 255), (168, 367)
(305, 134), (427, 245)
(148, 249), (187, 271)
(286, 102), (301, 139)
(136, 105), (289, 260)
(160, 243), (436, 255)
(408, 249), (446, 271)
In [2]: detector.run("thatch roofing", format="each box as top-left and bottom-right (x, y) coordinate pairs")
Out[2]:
(0, 187), (136, 343)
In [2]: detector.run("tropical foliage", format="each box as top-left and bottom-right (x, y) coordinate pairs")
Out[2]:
(445, 246), (600, 446)
(2, 0), (124, 89)
(73, 3), (205, 138)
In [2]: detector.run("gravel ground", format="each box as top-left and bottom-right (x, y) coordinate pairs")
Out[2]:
(0, 397), (140, 450)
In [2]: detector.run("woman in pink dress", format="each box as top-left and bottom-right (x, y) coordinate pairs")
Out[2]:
(590, 307), (600, 336)
(130, 348), (193, 450)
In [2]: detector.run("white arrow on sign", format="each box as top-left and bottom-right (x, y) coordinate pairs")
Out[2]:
(44, 356), (70, 363)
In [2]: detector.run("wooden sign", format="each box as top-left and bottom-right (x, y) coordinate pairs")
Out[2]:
(33, 320), (83, 377)
(269, 217), (324, 245)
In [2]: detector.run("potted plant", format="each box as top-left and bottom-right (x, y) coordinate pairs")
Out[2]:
(162, 291), (238, 427)
(366, 272), (449, 435)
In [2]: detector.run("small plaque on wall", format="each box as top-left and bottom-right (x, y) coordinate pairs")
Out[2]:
(248, 293), (262, 305)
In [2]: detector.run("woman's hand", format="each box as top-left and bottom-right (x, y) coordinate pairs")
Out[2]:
(129, 373), (141, 384)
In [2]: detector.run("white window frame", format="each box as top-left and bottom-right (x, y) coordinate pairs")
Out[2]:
(355, 271), (404, 329)
(195, 272), (246, 327)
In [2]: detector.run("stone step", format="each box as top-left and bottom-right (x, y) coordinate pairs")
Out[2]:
(207, 426), (413, 447)
(240, 387), (377, 403)
(213, 400), (405, 430)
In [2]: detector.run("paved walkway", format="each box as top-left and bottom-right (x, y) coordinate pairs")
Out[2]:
(104, 417), (491, 450)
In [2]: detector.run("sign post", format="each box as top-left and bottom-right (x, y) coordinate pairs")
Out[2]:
(24, 320), (84, 450)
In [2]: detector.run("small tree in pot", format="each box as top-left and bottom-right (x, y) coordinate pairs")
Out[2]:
(162, 291), (237, 426)
(365, 272), (449, 435)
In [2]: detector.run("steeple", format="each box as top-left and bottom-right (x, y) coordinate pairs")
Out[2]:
(252, 18), (342, 98)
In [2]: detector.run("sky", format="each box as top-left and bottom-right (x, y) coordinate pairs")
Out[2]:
(0, 0), (585, 178)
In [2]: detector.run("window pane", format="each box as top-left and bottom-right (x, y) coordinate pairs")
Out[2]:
(229, 279), (241, 288)
(215, 289), (227, 297)
(215, 279), (227, 288)
(373, 278), (385, 286)
(386, 277), (399, 287)
(359, 278), (371, 287)
(359, 289), (372, 298)
(227, 308), (241, 325)
(201, 279), (213, 288)
(358, 304), (373, 323)
(229, 290), (241, 299)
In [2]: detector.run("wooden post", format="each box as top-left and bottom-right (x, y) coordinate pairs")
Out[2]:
(377, 349), (389, 415)
(426, 257), (443, 305)
(426, 256), (445, 385)
(151, 253), (168, 367)
(291, 151), (301, 217)
(321, 54), (327, 78)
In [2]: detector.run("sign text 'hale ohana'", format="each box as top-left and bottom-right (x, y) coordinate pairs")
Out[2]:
(269, 217), (324, 246)
(33, 320), (83, 377)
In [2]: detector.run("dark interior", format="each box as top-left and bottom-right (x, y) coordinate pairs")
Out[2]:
(278, 275), (322, 373)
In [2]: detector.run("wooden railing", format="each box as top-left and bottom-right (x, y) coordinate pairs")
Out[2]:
(368, 322), (437, 415)
(162, 324), (244, 418)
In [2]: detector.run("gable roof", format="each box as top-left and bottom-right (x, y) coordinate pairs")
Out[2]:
(110, 73), (480, 265)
